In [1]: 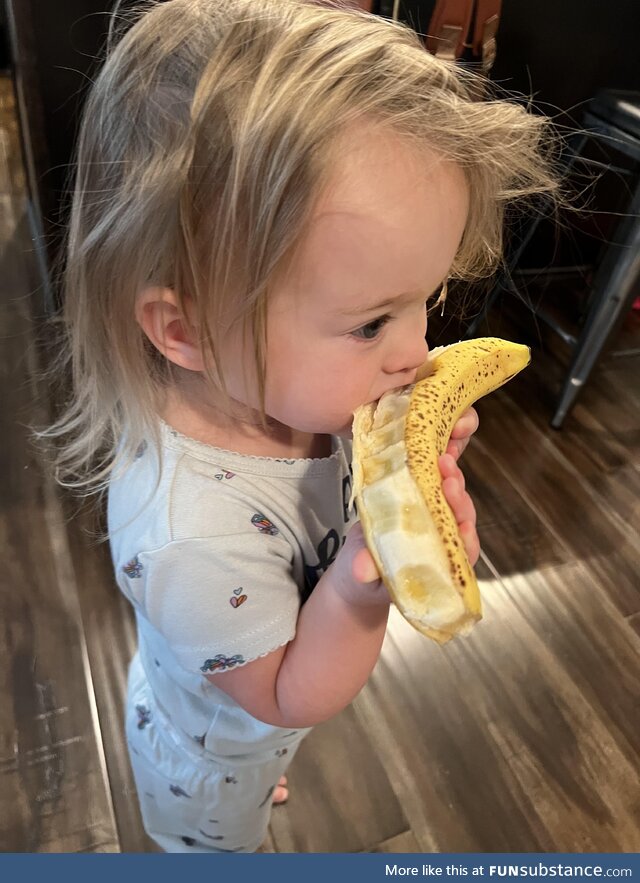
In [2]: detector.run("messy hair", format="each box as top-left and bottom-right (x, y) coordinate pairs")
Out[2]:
(41, 0), (559, 493)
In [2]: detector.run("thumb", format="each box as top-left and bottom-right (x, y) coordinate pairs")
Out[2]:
(351, 546), (380, 584)
(339, 521), (381, 585)
(332, 522), (388, 607)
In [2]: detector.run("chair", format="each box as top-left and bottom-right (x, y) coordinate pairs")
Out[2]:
(465, 90), (640, 428)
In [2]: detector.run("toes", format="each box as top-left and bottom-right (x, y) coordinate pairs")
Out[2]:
(272, 784), (289, 805)
(272, 776), (289, 804)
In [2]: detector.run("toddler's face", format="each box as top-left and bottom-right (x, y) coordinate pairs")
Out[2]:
(229, 123), (469, 438)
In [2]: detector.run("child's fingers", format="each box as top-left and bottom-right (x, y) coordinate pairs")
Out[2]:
(446, 436), (469, 461)
(351, 546), (380, 584)
(442, 476), (476, 526)
(348, 456), (480, 593)
(338, 522), (388, 606)
(449, 407), (479, 440)
(459, 520), (481, 566)
(447, 407), (479, 461)
(438, 452), (465, 487)
(440, 453), (480, 564)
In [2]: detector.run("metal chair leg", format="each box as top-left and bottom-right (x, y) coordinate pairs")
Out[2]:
(550, 180), (640, 428)
(464, 131), (590, 339)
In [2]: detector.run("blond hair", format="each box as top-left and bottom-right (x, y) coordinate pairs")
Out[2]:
(41, 0), (558, 493)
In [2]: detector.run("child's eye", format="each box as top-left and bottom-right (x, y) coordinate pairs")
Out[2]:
(351, 315), (390, 341)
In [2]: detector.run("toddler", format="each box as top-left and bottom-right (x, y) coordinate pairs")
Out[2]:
(46, 0), (556, 853)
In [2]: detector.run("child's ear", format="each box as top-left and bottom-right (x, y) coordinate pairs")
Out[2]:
(136, 287), (204, 372)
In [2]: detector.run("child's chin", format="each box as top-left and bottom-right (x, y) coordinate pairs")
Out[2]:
(334, 423), (354, 440)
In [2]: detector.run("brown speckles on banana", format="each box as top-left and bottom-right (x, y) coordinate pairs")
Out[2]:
(352, 338), (530, 644)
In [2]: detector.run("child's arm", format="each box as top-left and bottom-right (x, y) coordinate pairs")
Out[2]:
(205, 410), (480, 729)
(205, 521), (390, 729)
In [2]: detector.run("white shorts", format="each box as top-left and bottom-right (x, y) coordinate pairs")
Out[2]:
(125, 654), (307, 853)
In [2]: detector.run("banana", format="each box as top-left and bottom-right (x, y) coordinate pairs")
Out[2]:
(351, 337), (530, 644)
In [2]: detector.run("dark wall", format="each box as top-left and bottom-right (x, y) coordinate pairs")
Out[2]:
(6, 0), (640, 270)
(491, 0), (640, 123)
(5, 0), (111, 263)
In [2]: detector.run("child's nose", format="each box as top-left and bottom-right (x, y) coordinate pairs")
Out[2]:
(384, 332), (429, 380)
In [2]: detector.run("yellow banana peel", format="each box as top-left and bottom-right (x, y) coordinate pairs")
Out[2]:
(351, 337), (531, 644)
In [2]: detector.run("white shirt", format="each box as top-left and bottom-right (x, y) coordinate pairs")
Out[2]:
(108, 422), (355, 757)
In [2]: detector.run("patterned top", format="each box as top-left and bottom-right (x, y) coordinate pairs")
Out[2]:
(108, 421), (355, 757)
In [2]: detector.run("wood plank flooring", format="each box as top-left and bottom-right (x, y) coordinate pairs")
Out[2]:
(0, 83), (119, 851)
(1, 76), (638, 852)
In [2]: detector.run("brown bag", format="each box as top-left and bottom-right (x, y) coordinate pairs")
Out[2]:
(353, 0), (501, 75)
(425, 0), (500, 73)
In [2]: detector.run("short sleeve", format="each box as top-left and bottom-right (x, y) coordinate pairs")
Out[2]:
(129, 532), (298, 674)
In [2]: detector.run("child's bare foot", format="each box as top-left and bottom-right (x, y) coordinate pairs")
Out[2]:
(273, 775), (288, 805)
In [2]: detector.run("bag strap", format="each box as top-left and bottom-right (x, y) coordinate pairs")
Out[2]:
(425, 0), (475, 61)
(353, 0), (501, 74)
(471, 0), (501, 72)
(425, 0), (501, 73)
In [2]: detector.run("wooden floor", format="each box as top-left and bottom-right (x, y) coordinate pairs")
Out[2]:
(1, 77), (639, 853)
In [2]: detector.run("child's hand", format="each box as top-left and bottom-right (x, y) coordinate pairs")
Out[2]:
(441, 406), (480, 565)
(439, 452), (480, 566)
(337, 406), (481, 605)
(331, 522), (389, 608)
(445, 406), (479, 461)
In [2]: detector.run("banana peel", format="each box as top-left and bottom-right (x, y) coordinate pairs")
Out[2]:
(351, 337), (531, 644)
